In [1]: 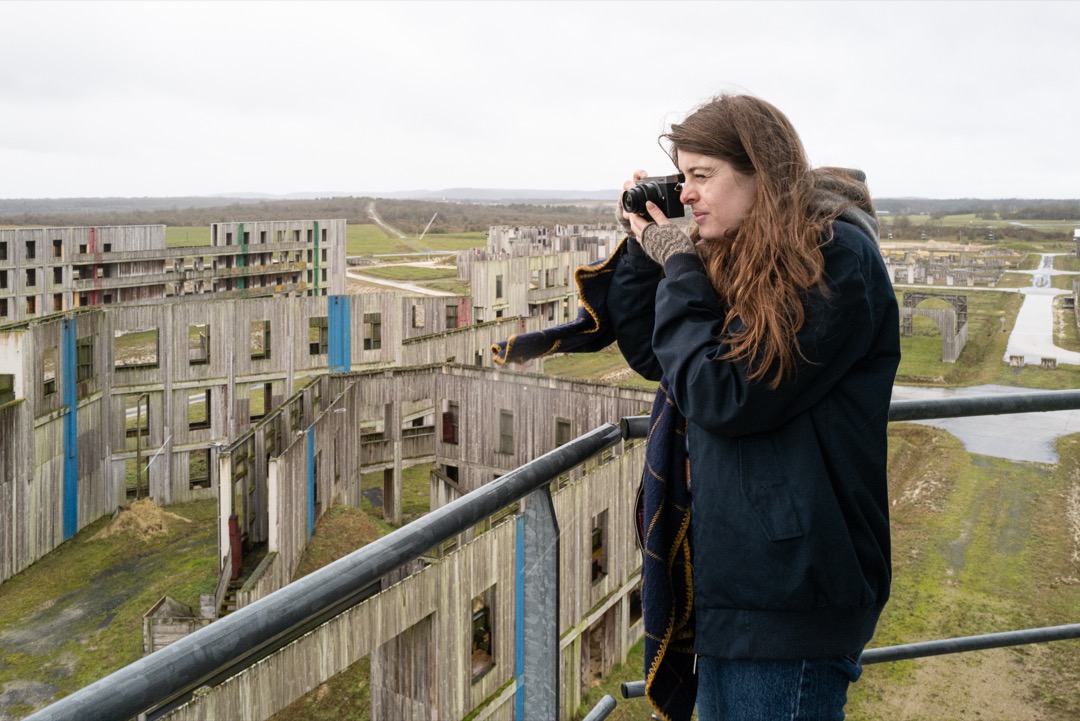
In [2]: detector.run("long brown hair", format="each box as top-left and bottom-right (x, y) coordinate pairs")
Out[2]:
(663, 94), (845, 388)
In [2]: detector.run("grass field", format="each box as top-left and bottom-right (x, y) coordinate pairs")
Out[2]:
(0, 500), (218, 717)
(356, 265), (458, 282)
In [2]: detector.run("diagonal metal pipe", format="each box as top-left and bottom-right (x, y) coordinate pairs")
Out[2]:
(26, 424), (623, 721)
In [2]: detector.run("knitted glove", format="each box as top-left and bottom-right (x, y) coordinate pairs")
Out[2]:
(640, 223), (695, 267)
(615, 201), (633, 237)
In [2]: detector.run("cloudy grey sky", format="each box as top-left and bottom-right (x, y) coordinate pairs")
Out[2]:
(2, 0), (1077, 200)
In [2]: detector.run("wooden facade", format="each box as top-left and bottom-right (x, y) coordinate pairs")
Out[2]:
(0, 221), (347, 326)
(163, 446), (646, 721)
(0, 294), (546, 585)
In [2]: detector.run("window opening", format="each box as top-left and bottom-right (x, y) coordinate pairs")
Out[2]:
(250, 320), (271, 360)
(309, 315), (329, 355)
(114, 328), (160, 370)
(471, 587), (496, 681)
(498, 409), (513, 455)
(43, 346), (57, 396)
(188, 324), (210, 365)
(363, 312), (382, 350)
(189, 389), (211, 431)
(591, 510), (609, 582)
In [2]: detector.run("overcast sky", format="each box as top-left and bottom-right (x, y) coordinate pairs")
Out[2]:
(2, 1), (1077, 200)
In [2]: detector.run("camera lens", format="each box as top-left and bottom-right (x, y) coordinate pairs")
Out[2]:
(622, 184), (653, 217)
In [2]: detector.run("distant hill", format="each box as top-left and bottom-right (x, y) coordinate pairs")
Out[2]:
(2, 193), (1077, 234)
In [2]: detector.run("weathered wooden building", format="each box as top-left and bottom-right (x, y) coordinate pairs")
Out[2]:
(0, 220), (346, 325)
(164, 386), (649, 721)
(4, 216), (662, 721)
(459, 223), (623, 325)
(0, 291), (545, 584)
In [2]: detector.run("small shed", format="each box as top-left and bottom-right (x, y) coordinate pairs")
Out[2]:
(143, 595), (210, 656)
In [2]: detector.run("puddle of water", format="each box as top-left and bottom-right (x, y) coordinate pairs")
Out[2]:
(892, 384), (1080, 463)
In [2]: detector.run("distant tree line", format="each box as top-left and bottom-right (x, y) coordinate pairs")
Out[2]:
(0, 196), (610, 233)
(3, 194), (1074, 235)
(875, 197), (1080, 220)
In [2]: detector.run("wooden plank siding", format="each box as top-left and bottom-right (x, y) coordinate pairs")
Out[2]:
(163, 445), (646, 721)
(1, 291), (553, 585)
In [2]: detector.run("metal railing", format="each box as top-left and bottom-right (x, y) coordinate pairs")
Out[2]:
(612, 388), (1080, 718)
(24, 390), (1080, 721)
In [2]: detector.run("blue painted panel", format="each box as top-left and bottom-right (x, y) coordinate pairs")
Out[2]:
(61, 318), (78, 540)
(328, 295), (351, 373)
(307, 427), (316, 540)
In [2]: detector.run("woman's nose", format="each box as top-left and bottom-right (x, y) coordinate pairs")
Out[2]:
(680, 184), (695, 205)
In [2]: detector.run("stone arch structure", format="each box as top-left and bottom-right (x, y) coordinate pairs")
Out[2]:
(901, 291), (969, 363)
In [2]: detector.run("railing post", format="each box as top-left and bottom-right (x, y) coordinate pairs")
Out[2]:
(516, 486), (560, 721)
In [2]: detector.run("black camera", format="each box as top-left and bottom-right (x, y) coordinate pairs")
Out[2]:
(621, 173), (685, 220)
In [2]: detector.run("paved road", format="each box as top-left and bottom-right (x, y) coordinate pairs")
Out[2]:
(892, 384), (1080, 463)
(1003, 254), (1080, 366)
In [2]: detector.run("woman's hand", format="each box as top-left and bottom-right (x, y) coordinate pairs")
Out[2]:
(618, 169), (660, 237)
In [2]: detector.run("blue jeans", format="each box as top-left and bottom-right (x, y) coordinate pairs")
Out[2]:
(695, 654), (862, 721)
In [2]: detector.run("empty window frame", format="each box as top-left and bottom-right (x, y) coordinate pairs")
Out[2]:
(309, 315), (328, 355)
(25, 269), (36, 287)
(497, 409), (513, 455)
(25, 296), (36, 315)
(591, 510), (609, 582)
(0, 241), (7, 260)
(442, 401), (460, 444)
(52, 239), (62, 258)
(250, 320), (271, 360)
(114, 328), (160, 369)
(555, 417), (573, 447)
(189, 389), (211, 431)
(445, 304), (458, 330)
(471, 587), (496, 681)
(249, 382), (272, 421)
(75, 336), (93, 383)
(123, 394), (151, 452)
(25, 241), (35, 260)
(495, 274), (503, 299)
(0, 270), (7, 289)
(42, 346), (57, 396)
(363, 312), (382, 351)
(189, 448), (211, 490)
(188, 324), (210, 365)
(0, 373), (14, 406)
(411, 303), (426, 329)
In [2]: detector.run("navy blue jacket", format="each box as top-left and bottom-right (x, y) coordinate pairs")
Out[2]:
(608, 220), (900, 659)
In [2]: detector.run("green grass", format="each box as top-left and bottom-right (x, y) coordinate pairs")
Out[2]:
(572, 637), (647, 720)
(346, 224), (408, 256)
(540, 346), (659, 392)
(345, 226), (485, 256)
(357, 266), (458, 282)
(270, 656), (372, 721)
(165, 227), (211, 248)
(0, 500), (218, 709)
(1052, 255), (1080, 272)
(846, 427), (1080, 720)
(892, 287), (1080, 388)
(425, 280), (469, 295)
(359, 462), (432, 524)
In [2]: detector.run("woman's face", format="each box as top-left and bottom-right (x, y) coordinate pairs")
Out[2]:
(676, 151), (757, 242)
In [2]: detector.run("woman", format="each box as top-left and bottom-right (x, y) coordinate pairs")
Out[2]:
(610, 94), (900, 720)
